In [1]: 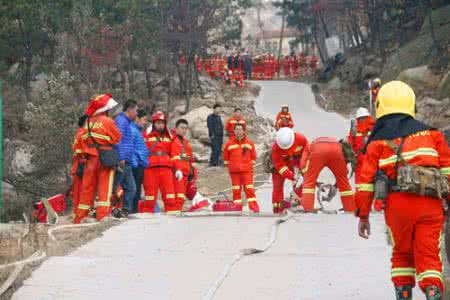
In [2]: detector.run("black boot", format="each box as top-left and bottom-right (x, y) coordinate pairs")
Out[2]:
(425, 286), (442, 300)
(395, 285), (412, 300)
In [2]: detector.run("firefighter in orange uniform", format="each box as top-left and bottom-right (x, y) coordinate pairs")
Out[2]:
(271, 128), (308, 213)
(309, 55), (318, 75)
(355, 81), (450, 300)
(142, 112), (177, 214)
(348, 107), (375, 184)
(171, 119), (194, 212)
(74, 94), (122, 223)
(298, 52), (306, 77)
(300, 137), (355, 212)
(283, 55), (291, 79)
(225, 108), (247, 137)
(223, 124), (260, 212)
(275, 105), (294, 130)
(70, 116), (88, 214)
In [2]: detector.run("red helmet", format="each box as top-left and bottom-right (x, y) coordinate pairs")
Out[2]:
(152, 111), (166, 123)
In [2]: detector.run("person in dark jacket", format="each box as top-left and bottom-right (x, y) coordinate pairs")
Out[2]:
(207, 104), (224, 167)
(130, 109), (150, 213)
(113, 99), (138, 215)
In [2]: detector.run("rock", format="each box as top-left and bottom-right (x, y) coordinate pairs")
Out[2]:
(328, 77), (342, 90)
(3, 139), (35, 177)
(336, 55), (363, 84)
(361, 65), (379, 79)
(183, 106), (211, 125)
(190, 140), (208, 153)
(175, 105), (186, 114)
(198, 135), (211, 145)
(30, 73), (49, 99)
(397, 65), (440, 91)
(438, 70), (450, 100)
(202, 93), (215, 99)
(420, 96), (442, 107)
(8, 62), (19, 76)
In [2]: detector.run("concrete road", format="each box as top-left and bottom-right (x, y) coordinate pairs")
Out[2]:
(13, 81), (424, 299)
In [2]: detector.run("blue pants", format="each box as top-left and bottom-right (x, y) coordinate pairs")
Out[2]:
(209, 136), (223, 166)
(113, 164), (136, 211)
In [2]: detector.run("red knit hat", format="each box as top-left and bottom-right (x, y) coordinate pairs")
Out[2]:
(85, 94), (118, 117)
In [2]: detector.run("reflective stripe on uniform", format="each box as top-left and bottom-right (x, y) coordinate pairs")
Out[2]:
(245, 184), (254, 189)
(247, 198), (257, 202)
(378, 148), (439, 167)
(224, 161), (229, 165)
(232, 185), (240, 190)
(166, 210), (181, 215)
(294, 146), (303, 152)
(356, 184), (374, 192)
(166, 194), (175, 199)
(273, 203), (280, 208)
(171, 156), (181, 160)
(75, 149), (82, 154)
(242, 144), (253, 149)
(96, 201), (110, 207)
(177, 193), (186, 199)
(302, 160), (310, 174)
(82, 132), (112, 141)
(417, 270), (444, 282)
(106, 169), (115, 203)
(279, 166), (289, 175)
(228, 145), (239, 150)
(340, 190), (354, 197)
(303, 188), (315, 194)
(145, 196), (155, 201)
(146, 137), (171, 142)
(234, 199), (242, 204)
(78, 204), (91, 210)
(440, 167), (450, 175)
(391, 267), (416, 278)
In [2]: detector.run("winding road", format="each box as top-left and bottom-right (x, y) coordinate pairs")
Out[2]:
(12, 81), (420, 300)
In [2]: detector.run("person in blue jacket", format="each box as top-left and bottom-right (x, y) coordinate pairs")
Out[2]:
(113, 99), (138, 215)
(131, 109), (150, 213)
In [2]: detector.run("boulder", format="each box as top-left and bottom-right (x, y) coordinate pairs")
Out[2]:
(29, 73), (49, 100)
(397, 65), (440, 91)
(438, 70), (450, 100)
(328, 77), (342, 90)
(183, 106), (211, 125)
(3, 139), (35, 177)
(361, 64), (380, 79)
(420, 96), (442, 107)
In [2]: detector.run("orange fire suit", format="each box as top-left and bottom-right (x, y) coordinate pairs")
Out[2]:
(143, 130), (176, 213)
(355, 129), (450, 293)
(223, 136), (259, 212)
(293, 56), (301, 77)
(271, 133), (308, 213)
(275, 112), (294, 130)
(300, 137), (355, 212)
(74, 114), (121, 223)
(298, 54), (306, 76)
(171, 134), (194, 212)
(283, 57), (291, 78)
(225, 116), (247, 137)
(71, 129), (84, 214)
(348, 116), (375, 184)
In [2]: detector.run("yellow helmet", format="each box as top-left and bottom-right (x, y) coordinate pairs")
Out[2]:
(376, 81), (416, 119)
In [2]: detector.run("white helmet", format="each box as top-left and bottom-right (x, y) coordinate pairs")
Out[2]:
(276, 128), (295, 150)
(356, 107), (370, 119)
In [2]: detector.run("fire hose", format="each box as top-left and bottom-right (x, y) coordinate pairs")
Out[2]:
(202, 212), (292, 300)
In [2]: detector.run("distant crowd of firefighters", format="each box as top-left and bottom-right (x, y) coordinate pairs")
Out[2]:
(191, 52), (319, 88)
(69, 76), (449, 300)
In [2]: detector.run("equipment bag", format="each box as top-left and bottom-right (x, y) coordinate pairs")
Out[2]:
(87, 118), (119, 168)
(386, 139), (449, 199)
